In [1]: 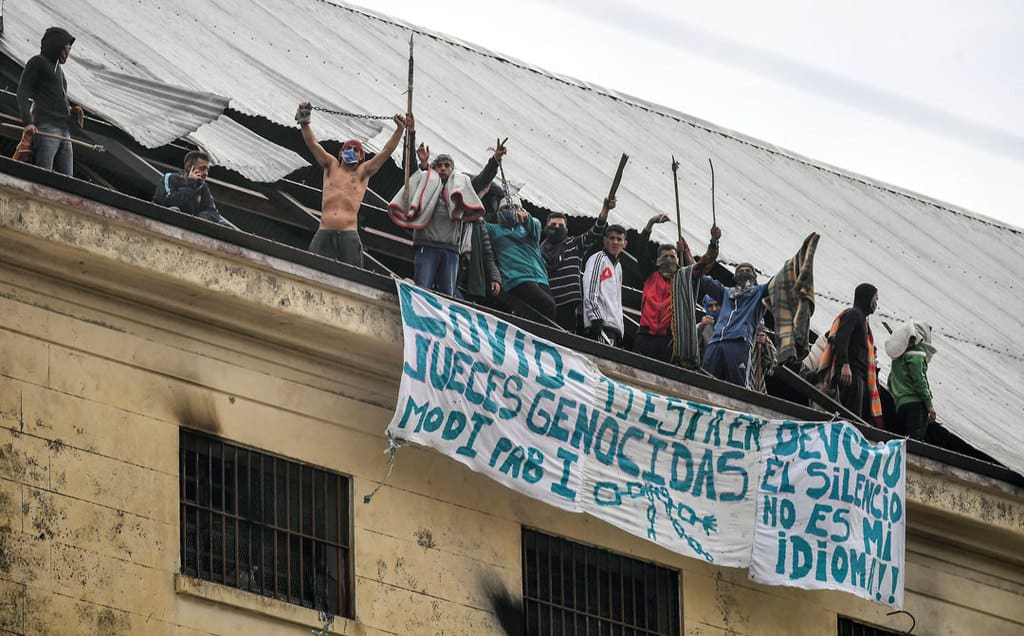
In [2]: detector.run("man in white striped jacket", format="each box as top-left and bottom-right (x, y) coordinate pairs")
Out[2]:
(582, 225), (629, 345)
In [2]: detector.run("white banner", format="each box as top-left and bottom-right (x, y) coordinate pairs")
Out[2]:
(386, 282), (906, 605)
(749, 420), (906, 608)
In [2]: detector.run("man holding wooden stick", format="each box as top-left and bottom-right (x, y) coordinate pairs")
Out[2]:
(297, 102), (407, 267)
(17, 26), (81, 176)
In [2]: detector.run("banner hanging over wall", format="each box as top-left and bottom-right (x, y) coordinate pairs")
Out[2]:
(386, 281), (906, 607)
(750, 420), (906, 607)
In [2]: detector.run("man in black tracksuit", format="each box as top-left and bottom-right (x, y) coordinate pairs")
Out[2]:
(17, 27), (78, 175)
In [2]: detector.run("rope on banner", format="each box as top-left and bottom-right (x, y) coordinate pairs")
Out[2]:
(362, 435), (404, 504)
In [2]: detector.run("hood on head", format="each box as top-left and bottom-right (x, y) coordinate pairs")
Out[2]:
(853, 283), (878, 313)
(41, 27), (75, 61)
(481, 182), (505, 223)
(702, 295), (718, 315)
(884, 320), (937, 360)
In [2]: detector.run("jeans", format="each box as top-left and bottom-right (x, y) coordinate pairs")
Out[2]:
(414, 246), (459, 296)
(33, 124), (73, 176)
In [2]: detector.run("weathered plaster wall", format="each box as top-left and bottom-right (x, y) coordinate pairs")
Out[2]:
(1, 179), (1022, 635)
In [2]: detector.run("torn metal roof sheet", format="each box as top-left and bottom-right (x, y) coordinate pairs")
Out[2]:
(187, 115), (307, 183)
(2, 0), (1022, 476)
(0, 14), (230, 147)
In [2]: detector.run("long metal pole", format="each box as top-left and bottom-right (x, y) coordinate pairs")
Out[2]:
(403, 34), (414, 213)
(671, 155), (682, 242)
(708, 158), (717, 226)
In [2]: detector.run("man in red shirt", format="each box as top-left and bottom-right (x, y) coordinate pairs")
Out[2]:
(634, 225), (720, 363)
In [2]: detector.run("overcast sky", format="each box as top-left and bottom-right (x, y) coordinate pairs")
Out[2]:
(349, 0), (1023, 230)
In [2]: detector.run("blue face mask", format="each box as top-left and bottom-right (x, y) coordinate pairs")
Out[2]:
(869, 300), (877, 314)
(341, 148), (359, 164)
(499, 208), (518, 225)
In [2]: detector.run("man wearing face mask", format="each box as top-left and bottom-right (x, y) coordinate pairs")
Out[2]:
(697, 262), (770, 387)
(298, 102), (406, 268)
(17, 27), (81, 175)
(633, 225), (721, 363)
(698, 296), (720, 358)
(389, 151), (490, 296)
(818, 283), (883, 425)
(540, 197), (615, 332)
(484, 195), (556, 321)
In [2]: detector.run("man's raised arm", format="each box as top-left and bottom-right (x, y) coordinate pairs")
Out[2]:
(361, 114), (408, 177)
(296, 102), (334, 170)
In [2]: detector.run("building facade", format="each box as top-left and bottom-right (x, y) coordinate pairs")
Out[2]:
(1, 172), (1023, 635)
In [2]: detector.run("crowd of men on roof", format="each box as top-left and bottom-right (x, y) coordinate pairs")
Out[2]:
(13, 26), (940, 443)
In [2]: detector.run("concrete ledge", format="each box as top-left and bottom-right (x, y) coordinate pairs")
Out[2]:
(175, 574), (362, 634)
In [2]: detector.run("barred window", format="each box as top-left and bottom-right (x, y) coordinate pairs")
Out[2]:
(522, 528), (681, 635)
(838, 616), (902, 636)
(179, 429), (352, 617)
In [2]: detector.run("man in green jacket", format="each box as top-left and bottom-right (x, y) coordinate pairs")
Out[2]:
(885, 321), (937, 440)
(485, 195), (556, 322)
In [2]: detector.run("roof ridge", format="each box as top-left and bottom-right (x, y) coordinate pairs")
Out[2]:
(321, 0), (1022, 237)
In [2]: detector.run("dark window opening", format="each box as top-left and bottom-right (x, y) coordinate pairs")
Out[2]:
(522, 528), (681, 635)
(838, 616), (903, 636)
(179, 429), (352, 617)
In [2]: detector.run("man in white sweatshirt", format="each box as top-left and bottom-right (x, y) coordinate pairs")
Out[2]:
(582, 224), (628, 345)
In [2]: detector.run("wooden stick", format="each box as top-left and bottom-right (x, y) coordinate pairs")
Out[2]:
(606, 153), (629, 216)
(1, 123), (104, 152)
(403, 34), (414, 213)
(671, 155), (682, 242)
(708, 157), (717, 226)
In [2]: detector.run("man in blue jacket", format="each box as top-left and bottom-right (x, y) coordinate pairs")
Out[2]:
(698, 262), (768, 388)
(152, 151), (233, 227)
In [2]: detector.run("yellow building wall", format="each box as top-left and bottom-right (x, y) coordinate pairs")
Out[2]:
(1, 180), (1023, 635)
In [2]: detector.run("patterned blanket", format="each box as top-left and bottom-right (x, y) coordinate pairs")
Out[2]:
(671, 264), (699, 368)
(767, 232), (820, 364)
(387, 168), (484, 229)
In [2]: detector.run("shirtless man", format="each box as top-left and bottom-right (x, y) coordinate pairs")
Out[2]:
(297, 102), (407, 267)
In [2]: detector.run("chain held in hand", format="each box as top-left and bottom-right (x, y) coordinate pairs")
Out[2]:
(312, 105), (393, 120)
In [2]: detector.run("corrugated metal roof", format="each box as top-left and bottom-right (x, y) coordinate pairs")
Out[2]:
(187, 115), (307, 183)
(3, 0), (1022, 476)
(0, 12), (230, 147)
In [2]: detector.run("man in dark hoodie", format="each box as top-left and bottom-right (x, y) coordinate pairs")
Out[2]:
(17, 27), (79, 175)
(829, 283), (881, 423)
